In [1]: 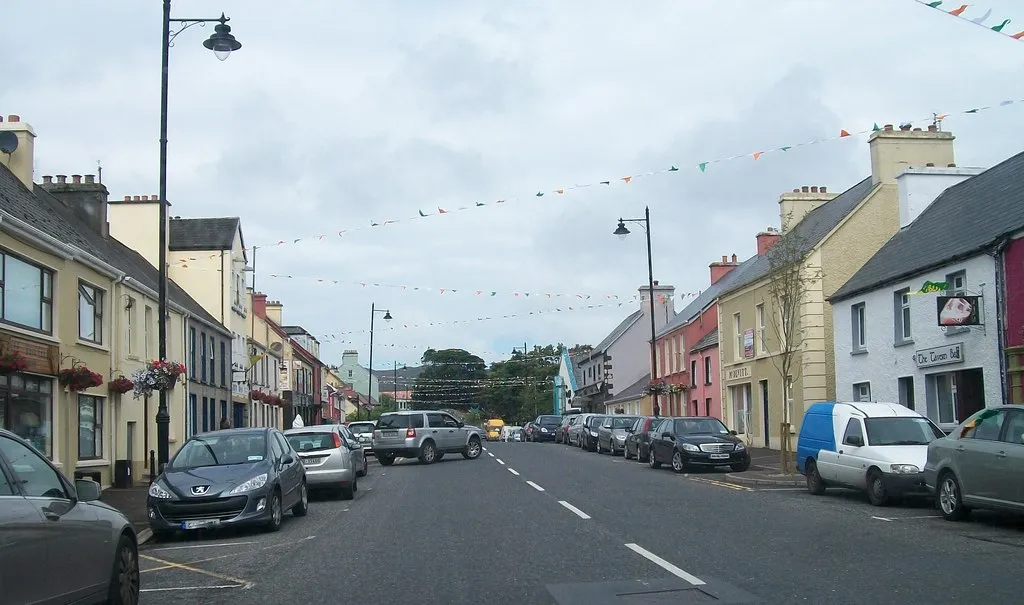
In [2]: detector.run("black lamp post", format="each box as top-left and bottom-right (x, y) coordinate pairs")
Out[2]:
(614, 207), (660, 417)
(511, 342), (532, 421)
(157, 1), (241, 471)
(366, 304), (392, 420)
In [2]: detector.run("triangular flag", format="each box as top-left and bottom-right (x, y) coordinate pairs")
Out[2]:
(780, 146), (791, 152)
(949, 4), (967, 16)
(966, 108), (980, 113)
(992, 19), (1010, 32)
(970, 8), (992, 24)
(668, 165), (679, 171)
(1013, 30), (1024, 39)
(840, 129), (851, 137)
(439, 289), (446, 294)
(600, 180), (610, 185)
(926, 1), (942, 6)
(475, 202), (484, 206)
(698, 162), (708, 172)
(419, 210), (427, 217)
(476, 290), (482, 295)
(753, 151), (763, 160)
(496, 199), (505, 203)
(490, 292), (496, 296)
(371, 221), (379, 226)
(535, 192), (544, 197)
(555, 189), (564, 194)
(872, 122), (881, 132)
(622, 176), (632, 183)
(438, 207), (448, 213)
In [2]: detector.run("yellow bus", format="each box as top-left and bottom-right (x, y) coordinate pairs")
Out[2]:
(485, 419), (505, 441)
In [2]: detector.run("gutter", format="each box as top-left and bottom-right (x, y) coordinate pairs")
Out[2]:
(989, 237), (1010, 405)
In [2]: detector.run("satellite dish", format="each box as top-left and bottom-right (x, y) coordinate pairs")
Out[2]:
(0, 131), (17, 154)
(269, 342), (283, 354)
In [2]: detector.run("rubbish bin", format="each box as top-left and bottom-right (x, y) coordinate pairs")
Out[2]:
(113, 459), (133, 488)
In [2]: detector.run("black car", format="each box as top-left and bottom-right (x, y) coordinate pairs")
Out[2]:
(647, 417), (751, 473)
(146, 428), (308, 538)
(530, 415), (562, 442)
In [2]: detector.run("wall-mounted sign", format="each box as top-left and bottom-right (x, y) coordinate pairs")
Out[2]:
(743, 329), (755, 358)
(937, 296), (981, 327)
(0, 334), (59, 375)
(915, 343), (964, 368)
(279, 363), (291, 391)
(725, 365), (751, 382)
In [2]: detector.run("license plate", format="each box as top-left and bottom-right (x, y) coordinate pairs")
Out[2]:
(181, 519), (220, 530)
(302, 457), (325, 466)
(709, 453), (730, 460)
(382, 430), (399, 437)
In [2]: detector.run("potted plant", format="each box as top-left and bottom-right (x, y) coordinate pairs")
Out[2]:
(58, 365), (105, 391)
(0, 350), (28, 375)
(645, 380), (668, 396)
(108, 376), (134, 395)
(130, 359), (186, 399)
(669, 383), (689, 395)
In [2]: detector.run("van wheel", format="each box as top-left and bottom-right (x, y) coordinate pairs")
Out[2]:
(867, 469), (889, 506)
(805, 460), (826, 495)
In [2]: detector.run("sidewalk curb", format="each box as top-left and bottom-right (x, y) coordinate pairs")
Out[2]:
(725, 472), (806, 487)
(137, 528), (153, 545)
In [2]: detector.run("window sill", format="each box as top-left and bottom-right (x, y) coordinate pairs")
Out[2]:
(894, 340), (914, 348)
(850, 349), (868, 356)
(76, 339), (109, 353)
(77, 459), (109, 468)
(0, 323), (60, 344)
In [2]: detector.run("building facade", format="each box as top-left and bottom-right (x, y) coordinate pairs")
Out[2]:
(337, 350), (379, 402)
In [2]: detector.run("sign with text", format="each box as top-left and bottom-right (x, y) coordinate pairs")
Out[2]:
(726, 365), (751, 382)
(915, 343), (964, 368)
(936, 295), (981, 327)
(743, 329), (755, 358)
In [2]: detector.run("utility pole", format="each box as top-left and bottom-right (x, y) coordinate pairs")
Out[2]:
(393, 360), (398, 409)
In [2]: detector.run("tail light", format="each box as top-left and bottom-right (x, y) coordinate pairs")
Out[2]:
(406, 427), (417, 439)
(332, 432), (342, 448)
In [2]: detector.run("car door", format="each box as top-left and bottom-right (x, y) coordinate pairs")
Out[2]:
(835, 418), (868, 487)
(996, 410), (1024, 508)
(341, 427), (364, 468)
(441, 413), (465, 451)
(273, 432), (302, 506)
(0, 434), (105, 601)
(0, 451), (50, 605)
(956, 409), (1009, 503)
(425, 413), (451, 450)
(649, 420), (668, 462)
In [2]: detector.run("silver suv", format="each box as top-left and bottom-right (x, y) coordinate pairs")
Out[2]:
(372, 410), (484, 465)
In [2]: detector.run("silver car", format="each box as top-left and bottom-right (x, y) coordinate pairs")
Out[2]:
(347, 421), (377, 455)
(597, 415), (639, 455)
(0, 428), (140, 604)
(372, 410), (483, 465)
(285, 425), (367, 500)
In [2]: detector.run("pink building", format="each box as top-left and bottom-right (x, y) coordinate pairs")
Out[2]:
(1002, 237), (1024, 403)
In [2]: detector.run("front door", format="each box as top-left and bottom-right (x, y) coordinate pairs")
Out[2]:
(760, 380), (770, 449)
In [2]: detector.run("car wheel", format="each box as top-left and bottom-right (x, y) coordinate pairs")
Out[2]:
(358, 456), (368, 477)
(378, 454), (396, 466)
(106, 534), (140, 605)
(341, 478), (356, 500)
(292, 481), (309, 517)
(805, 459), (826, 495)
(419, 440), (437, 464)
(463, 437), (482, 459)
(671, 451), (685, 473)
(867, 469), (889, 507)
(649, 449), (661, 469)
(265, 489), (283, 532)
(938, 471), (970, 521)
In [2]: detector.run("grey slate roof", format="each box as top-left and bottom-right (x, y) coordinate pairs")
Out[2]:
(656, 257), (761, 338)
(718, 176), (877, 299)
(169, 217), (241, 251)
(607, 372), (650, 404)
(0, 164), (230, 337)
(831, 151), (1024, 302)
(690, 330), (719, 353)
(585, 309), (642, 360)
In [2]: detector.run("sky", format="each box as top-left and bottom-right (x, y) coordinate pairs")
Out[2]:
(3, 0), (1024, 372)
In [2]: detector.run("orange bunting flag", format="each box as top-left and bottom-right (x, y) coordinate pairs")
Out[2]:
(1013, 30), (1024, 39)
(949, 4), (967, 16)
(438, 207), (448, 214)
(622, 176), (632, 184)
(753, 151), (763, 160)
(840, 129), (851, 137)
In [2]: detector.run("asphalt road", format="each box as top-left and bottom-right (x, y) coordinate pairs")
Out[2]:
(137, 441), (1024, 605)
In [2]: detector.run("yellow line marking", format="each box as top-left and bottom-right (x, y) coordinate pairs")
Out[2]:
(143, 535), (316, 572)
(140, 554), (251, 587)
(690, 477), (752, 491)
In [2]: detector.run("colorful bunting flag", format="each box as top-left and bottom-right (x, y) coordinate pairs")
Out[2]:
(914, 1), (1021, 42)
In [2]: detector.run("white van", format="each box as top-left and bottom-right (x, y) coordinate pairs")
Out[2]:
(796, 401), (946, 506)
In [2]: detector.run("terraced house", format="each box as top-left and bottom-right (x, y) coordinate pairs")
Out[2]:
(717, 123), (959, 449)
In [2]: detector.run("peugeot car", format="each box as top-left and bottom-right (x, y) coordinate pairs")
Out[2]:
(146, 428), (308, 538)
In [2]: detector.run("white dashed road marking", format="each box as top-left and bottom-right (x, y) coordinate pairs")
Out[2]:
(557, 500), (591, 519)
(488, 452), (495, 458)
(624, 543), (706, 586)
(526, 481), (545, 492)
(508, 468), (520, 476)
(496, 458), (506, 465)
(141, 585), (244, 593)
(871, 516), (894, 522)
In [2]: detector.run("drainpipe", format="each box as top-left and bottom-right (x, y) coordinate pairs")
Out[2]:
(990, 238), (1009, 404)
(111, 274), (126, 478)
(182, 312), (192, 438)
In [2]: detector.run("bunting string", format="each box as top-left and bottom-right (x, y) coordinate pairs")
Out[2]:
(914, 1), (1024, 41)
(165, 96), (1024, 270)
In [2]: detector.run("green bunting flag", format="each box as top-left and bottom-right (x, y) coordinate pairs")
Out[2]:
(698, 162), (708, 172)
(872, 123), (881, 131)
(780, 146), (792, 152)
(992, 19), (1010, 32)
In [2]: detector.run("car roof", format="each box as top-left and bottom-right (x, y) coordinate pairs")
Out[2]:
(284, 425), (341, 434)
(198, 427), (271, 437)
(833, 401), (927, 419)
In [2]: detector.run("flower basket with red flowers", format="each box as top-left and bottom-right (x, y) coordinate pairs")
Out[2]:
(250, 390), (267, 402)
(130, 360), (186, 399)
(668, 383), (689, 395)
(108, 376), (135, 395)
(0, 350), (29, 375)
(267, 395), (283, 406)
(645, 380), (668, 396)
(58, 365), (105, 391)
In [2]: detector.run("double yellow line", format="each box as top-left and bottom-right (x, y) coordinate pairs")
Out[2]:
(689, 477), (752, 491)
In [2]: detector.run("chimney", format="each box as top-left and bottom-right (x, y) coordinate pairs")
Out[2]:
(107, 192), (168, 268)
(756, 226), (781, 255)
(39, 172), (111, 237)
(251, 290), (268, 318)
(265, 299), (284, 325)
(869, 123), (955, 186)
(0, 114), (36, 189)
(778, 186), (837, 232)
(709, 254), (739, 285)
(639, 280), (676, 332)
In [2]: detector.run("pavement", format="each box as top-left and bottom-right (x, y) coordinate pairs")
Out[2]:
(101, 485), (154, 544)
(132, 441), (1024, 604)
(723, 446), (806, 487)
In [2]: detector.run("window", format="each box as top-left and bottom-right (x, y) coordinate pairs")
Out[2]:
(704, 356), (712, 385)
(144, 306), (153, 358)
(200, 332), (207, 382)
(898, 376), (915, 410)
(189, 394), (198, 437)
(208, 335), (216, 382)
(690, 360), (697, 387)
(0, 251), (54, 333)
(77, 282), (104, 344)
(221, 341), (227, 386)
(347, 370), (353, 378)
(854, 382), (871, 402)
(960, 409), (1005, 441)
(0, 436), (66, 498)
(126, 297), (136, 355)
(842, 419), (864, 446)
(77, 395), (103, 460)
(851, 302), (866, 352)
(189, 328), (197, 379)
(756, 303), (766, 353)
(733, 313), (742, 360)
(893, 288), (912, 344)
(0, 374), (53, 457)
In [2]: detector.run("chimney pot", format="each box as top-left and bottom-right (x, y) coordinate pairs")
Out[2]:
(151, 194), (158, 200)
(948, 163), (956, 167)
(56, 175), (67, 184)
(792, 188), (799, 193)
(652, 280), (659, 286)
(7, 115), (19, 123)
(884, 124), (894, 131)
(810, 186), (819, 193)
(731, 254), (737, 263)
(42, 175), (52, 184)
(801, 186), (810, 193)
(133, 195), (141, 201)
(912, 127), (922, 132)
(0, 116), (3, 122)
(820, 186), (827, 193)
(926, 163), (934, 167)
(900, 124), (912, 131)
(124, 195), (131, 201)
(71, 175), (82, 184)
(721, 255), (727, 263)
(84, 174), (95, 184)
(928, 124), (937, 132)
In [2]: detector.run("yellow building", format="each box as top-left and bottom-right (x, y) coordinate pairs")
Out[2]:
(717, 124), (957, 449)
(247, 289), (285, 429)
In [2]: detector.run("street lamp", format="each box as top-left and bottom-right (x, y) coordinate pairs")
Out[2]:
(366, 304), (393, 420)
(613, 206), (660, 417)
(156, 1), (241, 472)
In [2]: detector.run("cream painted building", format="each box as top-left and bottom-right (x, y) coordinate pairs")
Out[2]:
(717, 124), (958, 449)
(247, 289), (284, 429)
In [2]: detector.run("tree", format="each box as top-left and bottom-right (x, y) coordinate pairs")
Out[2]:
(481, 344), (560, 423)
(410, 348), (488, 409)
(567, 344), (592, 357)
(762, 222), (821, 472)
(345, 394), (397, 422)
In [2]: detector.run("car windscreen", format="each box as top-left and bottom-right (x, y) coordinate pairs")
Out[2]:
(348, 423), (375, 435)
(612, 417), (639, 429)
(864, 417), (945, 446)
(587, 416), (605, 427)
(286, 432), (337, 452)
(378, 414), (423, 429)
(169, 433), (267, 470)
(538, 415), (561, 425)
(674, 418), (730, 435)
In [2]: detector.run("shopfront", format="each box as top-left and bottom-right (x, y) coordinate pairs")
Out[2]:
(916, 343), (986, 430)
(724, 364), (752, 437)
(0, 333), (59, 459)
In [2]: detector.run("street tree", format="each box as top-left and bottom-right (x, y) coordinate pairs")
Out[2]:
(481, 344), (560, 423)
(410, 348), (487, 409)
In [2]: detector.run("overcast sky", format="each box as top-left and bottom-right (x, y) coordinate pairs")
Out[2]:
(3, 0), (1023, 371)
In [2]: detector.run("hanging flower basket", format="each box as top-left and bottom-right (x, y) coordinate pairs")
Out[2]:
(58, 366), (104, 391)
(130, 360), (186, 399)
(251, 390), (270, 403)
(108, 376), (135, 395)
(669, 383), (689, 395)
(266, 394), (283, 406)
(645, 380), (668, 396)
(0, 350), (28, 375)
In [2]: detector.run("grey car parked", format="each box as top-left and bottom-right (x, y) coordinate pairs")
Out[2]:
(285, 424), (367, 499)
(597, 415), (639, 455)
(372, 410), (484, 465)
(0, 428), (140, 604)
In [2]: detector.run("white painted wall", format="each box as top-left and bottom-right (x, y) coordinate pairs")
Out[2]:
(832, 253), (1001, 430)
(896, 166), (984, 229)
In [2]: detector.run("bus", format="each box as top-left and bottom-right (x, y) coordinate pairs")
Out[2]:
(485, 418), (505, 441)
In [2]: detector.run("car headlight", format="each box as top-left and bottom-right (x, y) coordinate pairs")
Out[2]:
(228, 473), (269, 495)
(590, 431), (598, 437)
(681, 443), (700, 452)
(148, 483), (172, 499)
(734, 443), (745, 450)
(541, 427), (548, 433)
(889, 464), (921, 474)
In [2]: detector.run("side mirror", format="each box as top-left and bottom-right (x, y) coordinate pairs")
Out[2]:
(662, 432), (674, 439)
(730, 430), (738, 436)
(457, 421), (464, 428)
(281, 455), (294, 465)
(75, 479), (102, 502)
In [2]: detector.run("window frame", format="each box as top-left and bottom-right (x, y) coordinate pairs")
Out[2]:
(851, 302), (867, 352)
(704, 356), (712, 385)
(853, 382), (872, 402)
(77, 394), (104, 460)
(77, 281), (104, 345)
(200, 331), (207, 383)
(893, 288), (912, 344)
(756, 303), (766, 353)
(0, 250), (55, 335)
(733, 312), (742, 360)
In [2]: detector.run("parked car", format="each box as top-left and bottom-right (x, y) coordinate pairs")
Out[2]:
(570, 413), (604, 450)
(285, 424), (367, 499)
(597, 415), (639, 455)
(347, 420), (377, 455)
(147, 427), (308, 537)
(531, 415), (562, 442)
(924, 404), (1024, 521)
(624, 416), (661, 462)
(797, 402), (943, 506)
(556, 414), (578, 444)
(373, 410), (484, 465)
(648, 416), (750, 472)
(0, 428), (140, 604)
